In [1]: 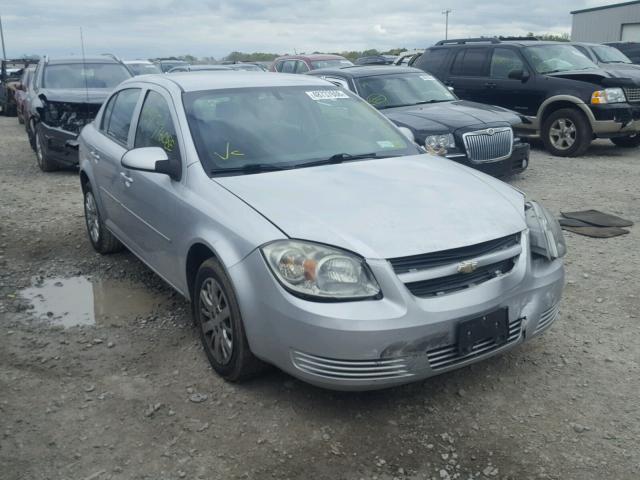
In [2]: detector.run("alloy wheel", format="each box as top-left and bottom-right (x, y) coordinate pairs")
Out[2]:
(549, 118), (577, 151)
(84, 191), (100, 244)
(199, 277), (233, 365)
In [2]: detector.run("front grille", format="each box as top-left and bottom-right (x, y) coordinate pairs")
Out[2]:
(534, 303), (560, 334)
(404, 259), (515, 297)
(426, 317), (522, 370)
(291, 351), (413, 381)
(624, 87), (640, 103)
(388, 234), (520, 274)
(463, 127), (513, 163)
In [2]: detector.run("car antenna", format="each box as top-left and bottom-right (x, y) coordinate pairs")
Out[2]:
(80, 27), (90, 114)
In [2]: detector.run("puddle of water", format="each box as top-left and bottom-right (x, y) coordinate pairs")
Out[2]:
(20, 276), (167, 327)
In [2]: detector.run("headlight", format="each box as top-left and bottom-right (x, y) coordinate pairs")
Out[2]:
(591, 88), (626, 104)
(424, 133), (455, 156)
(261, 240), (381, 301)
(525, 201), (567, 260)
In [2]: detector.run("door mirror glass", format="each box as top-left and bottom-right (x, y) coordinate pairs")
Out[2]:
(121, 147), (169, 173)
(507, 69), (529, 81)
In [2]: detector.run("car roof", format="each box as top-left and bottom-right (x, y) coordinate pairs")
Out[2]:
(275, 54), (347, 61)
(46, 56), (122, 65)
(308, 66), (423, 79)
(431, 40), (562, 48)
(120, 71), (332, 92)
(124, 60), (153, 64)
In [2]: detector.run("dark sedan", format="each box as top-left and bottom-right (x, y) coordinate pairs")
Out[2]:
(307, 66), (529, 177)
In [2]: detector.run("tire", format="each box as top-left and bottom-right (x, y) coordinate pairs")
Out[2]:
(27, 119), (36, 150)
(18, 111), (24, 124)
(611, 133), (640, 148)
(83, 183), (123, 254)
(541, 108), (592, 157)
(34, 124), (59, 172)
(193, 258), (266, 382)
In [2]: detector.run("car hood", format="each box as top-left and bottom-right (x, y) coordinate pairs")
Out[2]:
(547, 69), (640, 87)
(382, 100), (521, 133)
(38, 88), (111, 104)
(216, 155), (526, 259)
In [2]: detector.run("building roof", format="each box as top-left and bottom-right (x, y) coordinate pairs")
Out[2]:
(571, 0), (640, 15)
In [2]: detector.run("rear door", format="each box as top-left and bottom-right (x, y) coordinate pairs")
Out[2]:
(445, 47), (491, 104)
(92, 88), (142, 239)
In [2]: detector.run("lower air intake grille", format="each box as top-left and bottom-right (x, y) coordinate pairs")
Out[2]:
(404, 258), (515, 298)
(535, 303), (560, 333)
(291, 351), (413, 381)
(426, 317), (522, 370)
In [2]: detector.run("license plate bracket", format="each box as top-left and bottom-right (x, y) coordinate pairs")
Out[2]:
(457, 308), (509, 356)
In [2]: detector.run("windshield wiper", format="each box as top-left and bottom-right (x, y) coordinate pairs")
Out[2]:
(411, 99), (450, 105)
(297, 152), (394, 168)
(210, 163), (290, 176)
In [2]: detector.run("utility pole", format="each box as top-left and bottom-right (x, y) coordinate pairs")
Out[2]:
(0, 15), (7, 60)
(442, 9), (452, 40)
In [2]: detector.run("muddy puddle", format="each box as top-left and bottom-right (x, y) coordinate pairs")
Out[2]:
(19, 276), (167, 327)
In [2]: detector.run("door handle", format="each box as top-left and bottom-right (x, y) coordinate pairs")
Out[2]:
(89, 150), (100, 161)
(120, 172), (133, 184)
(484, 82), (496, 88)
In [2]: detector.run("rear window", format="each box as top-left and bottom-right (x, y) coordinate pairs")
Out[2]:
(310, 59), (354, 69)
(43, 63), (131, 89)
(450, 48), (489, 76)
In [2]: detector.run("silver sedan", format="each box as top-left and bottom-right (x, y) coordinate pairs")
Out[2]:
(78, 71), (565, 390)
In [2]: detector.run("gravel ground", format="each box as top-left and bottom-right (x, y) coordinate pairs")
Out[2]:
(1, 115), (638, 480)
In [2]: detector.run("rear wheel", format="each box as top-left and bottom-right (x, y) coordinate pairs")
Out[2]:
(83, 183), (123, 254)
(194, 258), (266, 382)
(541, 108), (592, 157)
(35, 125), (58, 172)
(611, 133), (640, 148)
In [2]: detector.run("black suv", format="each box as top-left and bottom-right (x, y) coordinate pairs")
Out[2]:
(413, 38), (640, 156)
(27, 55), (132, 171)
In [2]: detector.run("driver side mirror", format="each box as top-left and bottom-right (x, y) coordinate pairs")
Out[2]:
(121, 147), (180, 180)
(508, 69), (530, 82)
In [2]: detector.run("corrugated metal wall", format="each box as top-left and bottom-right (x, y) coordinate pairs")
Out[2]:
(571, 3), (640, 42)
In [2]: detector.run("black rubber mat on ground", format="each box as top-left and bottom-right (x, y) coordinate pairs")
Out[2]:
(561, 226), (630, 238)
(561, 210), (633, 228)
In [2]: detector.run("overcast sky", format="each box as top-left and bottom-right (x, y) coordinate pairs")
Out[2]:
(0, 0), (625, 59)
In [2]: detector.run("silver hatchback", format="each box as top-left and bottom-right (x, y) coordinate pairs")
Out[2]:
(79, 72), (565, 390)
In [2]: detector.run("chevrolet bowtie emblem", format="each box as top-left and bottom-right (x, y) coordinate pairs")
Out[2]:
(457, 260), (479, 274)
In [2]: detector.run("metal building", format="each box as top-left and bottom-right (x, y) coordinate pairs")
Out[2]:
(571, 1), (640, 42)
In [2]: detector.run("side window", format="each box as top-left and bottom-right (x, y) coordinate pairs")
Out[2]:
(418, 49), (449, 73)
(106, 88), (141, 145)
(323, 76), (350, 90)
(281, 60), (296, 73)
(295, 61), (310, 73)
(489, 48), (525, 79)
(450, 48), (489, 76)
(100, 93), (118, 132)
(135, 90), (181, 164)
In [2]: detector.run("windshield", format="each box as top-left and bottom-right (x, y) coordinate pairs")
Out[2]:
(592, 45), (632, 64)
(310, 59), (354, 69)
(43, 63), (131, 89)
(523, 45), (598, 74)
(128, 63), (162, 75)
(184, 86), (419, 175)
(160, 62), (187, 72)
(354, 72), (455, 109)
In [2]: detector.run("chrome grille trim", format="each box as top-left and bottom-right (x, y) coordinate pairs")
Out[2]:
(291, 351), (414, 380)
(462, 127), (514, 163)
(624, 87), (640, 103)
(426, 318), (522, 370)
(534, 303), (560, 334)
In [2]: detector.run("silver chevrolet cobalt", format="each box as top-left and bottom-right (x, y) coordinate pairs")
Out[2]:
(79, 72), (565, 390)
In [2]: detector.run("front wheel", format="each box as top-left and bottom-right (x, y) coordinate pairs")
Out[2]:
(611, 134), (640, 148)
(194, 258), (266, 382)
(35, 125), (58, 172)
(541, 108), (592, 157)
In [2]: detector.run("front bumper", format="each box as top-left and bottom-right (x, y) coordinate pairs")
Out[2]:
(229, 234), (564, 390)
(446, 142), (529, 177)
(590, 103), (640, 136)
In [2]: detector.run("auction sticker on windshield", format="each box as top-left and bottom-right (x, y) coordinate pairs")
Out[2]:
(306, 90), (349, 101)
